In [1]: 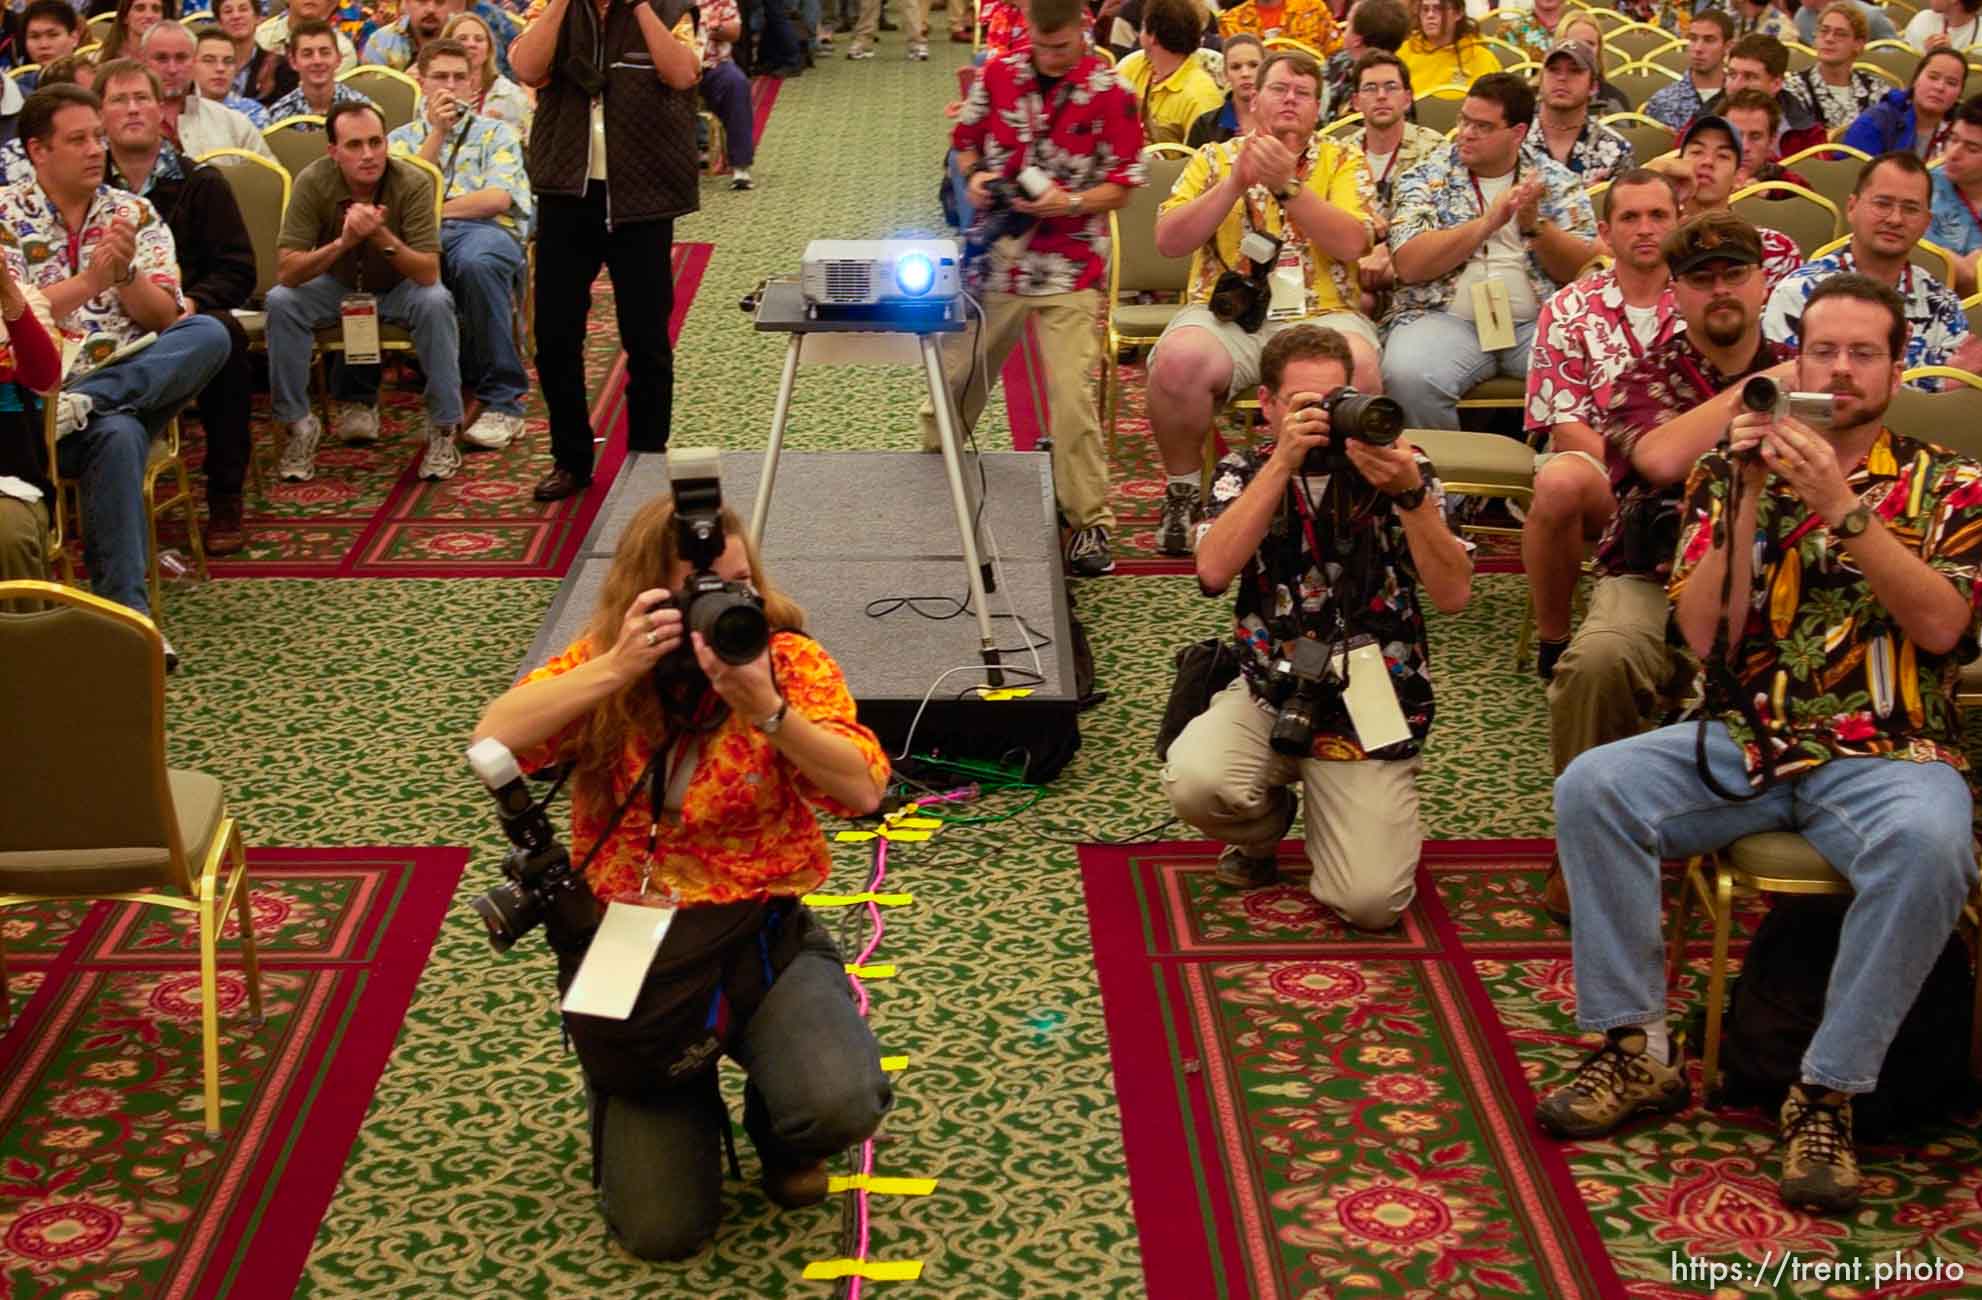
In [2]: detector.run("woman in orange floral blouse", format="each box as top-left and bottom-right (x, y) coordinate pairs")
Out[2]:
(475, 494), (892, 1261)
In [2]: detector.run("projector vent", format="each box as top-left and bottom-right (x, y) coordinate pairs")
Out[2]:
(821, 260), (872, 303)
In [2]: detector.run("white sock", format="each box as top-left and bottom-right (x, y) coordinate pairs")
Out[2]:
(1167, 473), (1198, 493)
(1639, 1019), (1670, 1065)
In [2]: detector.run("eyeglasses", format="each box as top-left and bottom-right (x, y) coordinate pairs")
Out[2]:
(1861, 195), (1927, 219)
(1258, 82), (1319, 102)
(1455, 113), (1508, 135)
(1357, 79), (1406, 97)
(1676, 263), (1756, 291)
(1805, 344), (1891, 365)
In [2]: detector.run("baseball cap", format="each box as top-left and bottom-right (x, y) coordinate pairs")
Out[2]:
(1665, 214), (1764, 277)
(1678, 114), (1744, 168)
(1542, 39), (1598, 78)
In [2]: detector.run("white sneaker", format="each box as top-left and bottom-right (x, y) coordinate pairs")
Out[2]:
(332, 401), (380, 444)
(419, 423), (463, 480)
(277, 415), (323, 481)
(462, 409), (525, 450)
(908, 40), (928, 59)
(161, 635), (179, 673)
(53, 391), (94, 439)
(730, 168), (754, 191)
(847, 43), (875, 58)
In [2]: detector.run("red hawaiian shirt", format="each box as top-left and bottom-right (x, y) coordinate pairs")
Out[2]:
(1525, 269), (1682, 442)
(952, 50), (1146, 295)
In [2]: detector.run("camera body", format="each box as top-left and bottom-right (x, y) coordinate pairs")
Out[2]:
(665, 448), (771, 669)
(1299, 388), (1407, 474)
(1209, 231), (1282, 334)
(1260, 636), (1336, 757)
(1741, 375), (1836, 430)
(976, 165), (1054, 249)
(465, 738), (600, 952)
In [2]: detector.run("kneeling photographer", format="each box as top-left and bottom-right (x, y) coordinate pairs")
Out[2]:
(1161, 326), (1472, 930)
(471, 452), (893, 1262)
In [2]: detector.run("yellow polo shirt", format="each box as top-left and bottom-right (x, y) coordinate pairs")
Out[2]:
(1117, 50), (1227, 145)
(1398, 33), (1497, 92)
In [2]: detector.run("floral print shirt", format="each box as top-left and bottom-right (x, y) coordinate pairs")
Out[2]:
(0, 179), (183, 378)
(389, 109), (534, 242)
(1217, 0), (1340, 54)
(700, 0), (739, 67)
(1537, 116), (1638, 185)
(1346, 121), (1445, 226)
(1594, 332), (1795, 579)
(952, 51), (1146, 295)
(1498, 12), (1556, 61)
(1385, 142), (1596, 329)
(1644, 73), (1713, 129)
(1202, 442), (1456, 759)
(266, 81), (376, 129)
(1669, 430), (1982, 785)
(515, 632), (892, 906)
(1161, 133), (1368, 315)
(1786, 65), (1884, 132)
(1524, 268), (1682, 441)
(1929, 167), (1982, 258)
(1762, 246), (1972, 386)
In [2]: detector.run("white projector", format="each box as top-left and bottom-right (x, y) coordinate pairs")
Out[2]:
(801, 238), (962, 316)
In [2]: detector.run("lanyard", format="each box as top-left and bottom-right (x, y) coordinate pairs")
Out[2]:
(1369, 139), (1400, 189)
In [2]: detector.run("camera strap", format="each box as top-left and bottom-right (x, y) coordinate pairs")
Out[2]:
(1693, 460), (1781, 802)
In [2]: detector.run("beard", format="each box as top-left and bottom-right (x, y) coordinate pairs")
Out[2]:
(1701, 304), (1748, 348)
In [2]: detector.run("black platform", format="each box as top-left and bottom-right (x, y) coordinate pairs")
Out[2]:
(523, 450), (1084, 778)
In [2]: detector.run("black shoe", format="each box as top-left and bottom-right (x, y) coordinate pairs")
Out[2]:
(1537, 636), (1570, 683)
(533, 466), (591, 502)
(1213, 845), (1279, 888)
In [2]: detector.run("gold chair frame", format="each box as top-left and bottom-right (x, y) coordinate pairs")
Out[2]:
(1102, 144), (1194, 460)
(337, 63), (422, 133)
(1809, 233), (1956, 285)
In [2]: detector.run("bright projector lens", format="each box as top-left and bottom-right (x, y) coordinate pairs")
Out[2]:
(896, 252), (935, 297)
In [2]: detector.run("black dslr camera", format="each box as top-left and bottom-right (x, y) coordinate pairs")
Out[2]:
(974, 164), (1053, 250)
(1299, 389), (1406, 474)
(1260, 635), (1335, 757)
(466, 737), (600, 951)
(663, 448), (771, 670)
(1209, 231), (1281, 334)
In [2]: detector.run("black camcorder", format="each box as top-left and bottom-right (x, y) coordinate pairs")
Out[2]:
(1299, 388), (1406, 474)
(466, 737), (600, 952)
(1208, 231), (1282, 334)
(1261, 635), (1335, 757)
(663, 448), (771, 670)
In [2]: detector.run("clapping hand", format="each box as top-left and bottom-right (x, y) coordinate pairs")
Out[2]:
(88, 218), (137, 293)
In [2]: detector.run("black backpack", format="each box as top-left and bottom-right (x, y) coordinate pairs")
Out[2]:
(1702, 894), (1977, 1140)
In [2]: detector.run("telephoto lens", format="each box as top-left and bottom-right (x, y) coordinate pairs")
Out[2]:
(1327, 390), (1406, 446)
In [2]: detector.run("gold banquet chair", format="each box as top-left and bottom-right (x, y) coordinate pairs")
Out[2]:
(1809, 234), (1955, 285)
(1411, 86), (1469, 136)
(337, 64), (421, 134)
(1103, 144), (1194, 458)
(1607, 24), (1680, 65)
(1729, 182), (1840, 258)
(1607, 60), (1680, 111)
(1402, 426), (1536, 538)
(1600, 111), (1675, 166)
(1777, 143), (1871, 211)
(263, 114), (330, 179)
(1857, 39), (1919, 88)
(0, 581), (264, 1136)
(1888, 366), (1982, 450)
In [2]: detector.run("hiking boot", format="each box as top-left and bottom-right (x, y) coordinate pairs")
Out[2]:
(203, 493), (246, 557)
(763, 1160), (831, 1209)
(1156, 481), (1201, 556)
(1214, 845), (1279, 889)
(1541, 854), (1572, 925)
(277, 415), (323, 482)
(419, 423), (464, 480)
(332, 400), (380, 444)
(1535, 1026), (1689, 1139)
(1065, 524), (1114, 577)
(1778, 1084), (1861, 1214)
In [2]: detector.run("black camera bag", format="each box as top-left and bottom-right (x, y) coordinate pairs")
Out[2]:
(1155, 637), (1242, 761)
(549, 895), (810, 1100)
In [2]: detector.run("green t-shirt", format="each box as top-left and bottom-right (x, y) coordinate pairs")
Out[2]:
(277, 155), (439, 293)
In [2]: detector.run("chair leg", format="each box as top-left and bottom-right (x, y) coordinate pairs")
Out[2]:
(198, 879), (224, 1137)
(1665, 859), (1693, 994)
(1700, 859), (1737, 1103)
(1100, 346), (1117, 462)
(175, 451), (208, 582)
(230, 829), (264, 1025)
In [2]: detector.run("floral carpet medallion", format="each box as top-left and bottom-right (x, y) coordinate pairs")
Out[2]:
(0, 848), (465, 1300)
(1082, 839), (1982, 1299)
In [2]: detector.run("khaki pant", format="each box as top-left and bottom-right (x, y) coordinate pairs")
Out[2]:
(1545, 574), (1675, 777)
(1162, 679), (1424, 931)
(916, 288), (1114, 530)
(0, 495), (48, 585)
(899, 0), (965, 40)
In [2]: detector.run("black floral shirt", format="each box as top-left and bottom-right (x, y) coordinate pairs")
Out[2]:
(1201, 444), (1455, 760)
(1670, 430), (1982, 785)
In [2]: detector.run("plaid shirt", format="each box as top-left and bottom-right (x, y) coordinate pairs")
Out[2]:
(952, 52), (1146, 295)
(389, 110), (534, 241)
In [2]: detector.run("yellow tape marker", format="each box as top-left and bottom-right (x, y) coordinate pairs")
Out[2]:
(802, 1260), (924, 1282)
(802, 892), (914, 907)
(844, 963), (897, 979)
(886, 817), (943, 830)
(835, 830), (877, 843)
(879, 828), (931, 842)
(827, 1174), (939, 1196)
(879, 1055), (909, 1072)
(979, 687), (1034, 701)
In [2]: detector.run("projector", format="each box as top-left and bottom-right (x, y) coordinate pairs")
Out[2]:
(801, 238), (962, 320)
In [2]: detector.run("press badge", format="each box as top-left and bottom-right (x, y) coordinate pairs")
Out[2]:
(1470, 278), (1515, 352)
(1267, 247), (1307, 320)
(340, 293), (381, 365)
(1332, 635), (1412, 753)
(562, 897), (675, 1020)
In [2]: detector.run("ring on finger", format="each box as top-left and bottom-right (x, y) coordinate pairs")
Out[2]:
(645, 630), (659, 647)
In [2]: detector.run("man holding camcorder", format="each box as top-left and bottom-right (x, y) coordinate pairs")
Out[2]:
(1162, 325), (1471, 931)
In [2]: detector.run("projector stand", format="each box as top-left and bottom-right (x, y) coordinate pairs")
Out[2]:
(747, 282), (1004, 685)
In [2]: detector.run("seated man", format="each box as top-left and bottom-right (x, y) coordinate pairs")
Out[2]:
(1644, 9), (1731, 130)
(1148, 48), (1374, 557)
(365, 0), (517, 82)
(1162, 324), (1471, 927)
(1722, 88), (1807, 191)
(1383, 72), (1596, 431)
(1696, 34), (1827, 159)
(267, 100), (462, 482)
(1538, 212), (1794, 921)
(266, 20), (376, 128)
(142, 22), (273, 162)
(0, 85), (231, 658)
(256, 0), (360, 104)
(697, 0), (757, 191)
(1115, 0), (1224, 146)
(17, 0), (83, 92)
(1531, 39), (1636, 184)
(1765, 151), (1981, 382)
(1929, 96), (1982, 294)
(1322, 0), (1409, 121)
(193, 23), (270, 127)
(1539, 272), (1982, 1215)
(1647, 114), (1801, 292)
(1787, 2), (1882, 133)
(1342, 50), (1442, 315)
(1522, 169), (1681, 684)
(387, 39), (531, 452)
(99, 58), (258, 557)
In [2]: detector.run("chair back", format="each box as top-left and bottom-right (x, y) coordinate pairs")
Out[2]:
(1092, 45), (1116, 67)
(1729, 182), (1840, 256)
(1262, 35), (1324, 60)
(1782, 40), (1818, 73)
(1967, 64), (1982, 103)
(1965, 290), (1982, 337)
(1641, 42), (1689, 74)
(1853, 58), (1903, 89)
(0, 582), (186, 894)
(1779, 143), (1871, 208)
(1321, 111), (1364, 141)
(338, 65), (421, 133)
(1582, 8), (1633, 32)
(264, 115), (329, 177)
(397, 152), (448, 227)
(1609, 61), (1680, 109)
(1599, 111), (1675, 164)
(1858, 41), (1918, 86)
(85, 12), (115, 44)
(1481, 38), (1527, 69)
(195, 148), (290, 304)
(1411, 87), (1468, 136)
(1608, 25), (1678, 64)
(1913, 238), (1957, 284)
(1891, 368), (1982, 453)
(1112, 151), (1192, 297)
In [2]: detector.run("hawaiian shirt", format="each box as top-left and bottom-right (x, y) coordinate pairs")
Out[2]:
(1537, 115), (1638, 185)
(0, 139), (29, 191)
(1928, 168), (1982, 259)
(0, 179), (183, 378)
(1385, 142), (1596, 329)
(1787, 65), (1884, 132)
(1218, 0), (1339, 55)
(1594, 332), (1795, 579)
(700, 0), (739, 67)
(1162, 133), (1367, 316)
(515, 632), (891, 906)
(255, 15), (360, 71)
(266, 81), (376, 129)
(362, 3), (517, 79)
(1762, 246), (1971, 387)
(1730, 6), (1796, 39)
(388, 109), (533, 241)
(1346, 121), (1445, 226)
(1620, 0), (1696, 32)
(1744, 225), (1803, 297)
(1202, 442), (1456, 759)
(952, 51), (1146, 296)
(1525, 268), (1682, 441)
(221, 92), (271, 129)
(106, 139), (187, 199)
(1498, 12), (1556, 62)
(1644, 73), (1714, 129)
(1670, 430), (1982, 785)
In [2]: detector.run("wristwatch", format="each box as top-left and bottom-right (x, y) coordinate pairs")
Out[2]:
(753, 700), (789, 734)
(1394, 484), (1428, 512)
(1275, 179), (1302, 202)
(1833, 504), (1872, 539)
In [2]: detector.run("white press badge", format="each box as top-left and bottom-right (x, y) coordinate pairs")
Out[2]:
(1332, 634), (1412, 753)
(561, 899), (675, 1020)
(1470, 277), (1516, 352)
(340, 293), (381, 365)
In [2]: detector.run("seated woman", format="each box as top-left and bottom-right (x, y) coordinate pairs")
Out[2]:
(473, 494), (894, 1261)
(1843, 45), (1967, 159)
(1188, 32), (1263, 146)
(1399, 0), (1494, 93)
(97, 0), (174, 62)
(0, 263), (66, 584)
(443, 10), (532, 137)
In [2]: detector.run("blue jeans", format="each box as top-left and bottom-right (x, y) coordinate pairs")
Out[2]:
(265, 274), (463, 427)
(1555, 721), (1979, 1094)
(701, 60), (755, 168)
(439, 221), (527, 416)
(1380, 310), (1538, 431)
(56, 314), (231, 616)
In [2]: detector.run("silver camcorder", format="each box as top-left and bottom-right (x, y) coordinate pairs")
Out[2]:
(1741, 376), (1835, 429)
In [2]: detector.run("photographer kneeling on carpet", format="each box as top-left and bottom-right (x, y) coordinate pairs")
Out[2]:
(472, 459), (893, 1261)
(1161, 325), (1472, 931)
